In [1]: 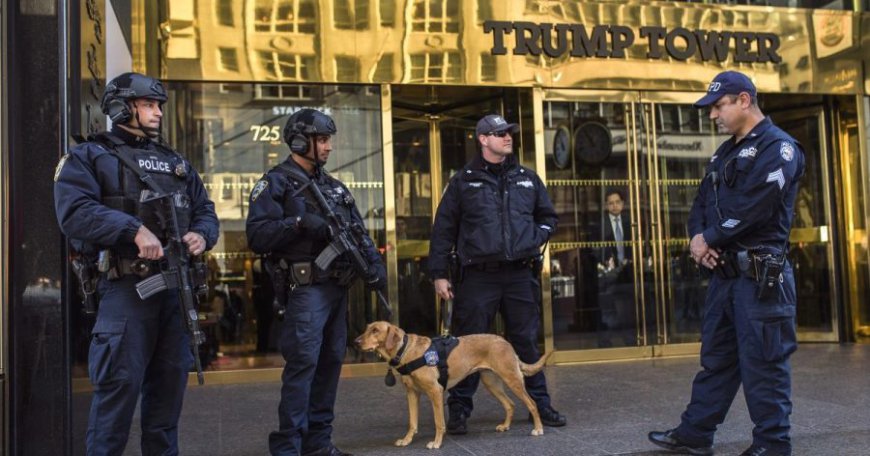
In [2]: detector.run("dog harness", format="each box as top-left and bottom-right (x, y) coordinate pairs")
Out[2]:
(389, 335), (459, 389)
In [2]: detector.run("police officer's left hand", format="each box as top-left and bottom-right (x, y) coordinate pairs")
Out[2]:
(365, 270), (387, 291)
(183, 231), (206, 256)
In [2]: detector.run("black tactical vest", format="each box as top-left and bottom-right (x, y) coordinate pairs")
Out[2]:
(94, 133), (193, 248)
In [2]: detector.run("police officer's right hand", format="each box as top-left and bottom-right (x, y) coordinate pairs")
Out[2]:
(301, 213), (332, 240)
(134, 225), (164, 260)
(434, 278), (453, 300)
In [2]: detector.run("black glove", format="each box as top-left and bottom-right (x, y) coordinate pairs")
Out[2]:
(366, 269), (387, 291)
(301, 213), (332, 240)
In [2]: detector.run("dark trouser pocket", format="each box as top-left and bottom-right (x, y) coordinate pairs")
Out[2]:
(760, 318), (797, 362)
(88, 319), (128, 386)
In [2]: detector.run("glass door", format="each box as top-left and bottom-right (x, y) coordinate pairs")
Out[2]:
(543, 91), (724, 357)
(771, 108), (838, 341)
(543, 91), (653, 354)
(640, 93), (725, 348)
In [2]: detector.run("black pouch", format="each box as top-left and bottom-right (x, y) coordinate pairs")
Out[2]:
(756, 255), (785, 300)
(713, 251), (740, 279)
(290, 262), (314, 286)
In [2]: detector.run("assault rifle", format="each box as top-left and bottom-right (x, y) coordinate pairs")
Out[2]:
(134, 190), (208, 385)
(279, 164), (392, 320)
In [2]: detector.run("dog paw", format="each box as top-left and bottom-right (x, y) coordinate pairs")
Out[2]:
(426, 441), (442, 449)
(395, 438), (412, 447)
(531, 428), (544, 436)
(496, 424), (510, 432)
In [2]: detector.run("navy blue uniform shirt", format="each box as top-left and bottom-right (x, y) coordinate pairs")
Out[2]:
(429, 154), (558, 279)
(688, 117), (805, 251)
(54, 127), (219, 253)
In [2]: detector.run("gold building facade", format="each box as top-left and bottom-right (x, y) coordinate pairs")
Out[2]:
(107, 0), (870, 382)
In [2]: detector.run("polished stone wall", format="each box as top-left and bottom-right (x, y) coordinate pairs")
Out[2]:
(6, 0), (68, 454)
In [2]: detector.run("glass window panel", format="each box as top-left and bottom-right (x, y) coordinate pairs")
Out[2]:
(380, 0), (396, 26)
(334, 0), (353, 29)
(163, 82), (385, 369)
(335, 56), (360, 82)
(218, 47), (239, 72)
(216, 0), (234, 26)
(480, 52), (496, 82)
(373, 53), (393, 82)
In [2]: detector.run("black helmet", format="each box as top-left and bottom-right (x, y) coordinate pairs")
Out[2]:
(283, 109), (337, 153)
(100, 72), (168, 124)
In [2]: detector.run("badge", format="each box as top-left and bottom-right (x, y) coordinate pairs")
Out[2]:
(174, 162), (188, 178)
(517, 179), (534, 188)
(738, 146), (757, 158)
(250, 180), (268, 202)
(54, 154), (69, 182)
(424, 350), (439, 366)
(780, 142), (794, 162)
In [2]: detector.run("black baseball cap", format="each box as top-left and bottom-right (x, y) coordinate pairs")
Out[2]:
(694, 71), (757, 108)
(476, 114), (519, 136)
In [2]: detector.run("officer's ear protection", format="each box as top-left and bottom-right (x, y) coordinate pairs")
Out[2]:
(288, 121), (313, 154)
(103, 84), (133, 125)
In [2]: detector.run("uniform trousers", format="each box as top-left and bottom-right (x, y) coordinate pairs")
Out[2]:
(269, 281), (348, 456)
(87, 276), (191, 456)
(675, 263), (797, 454)
(447, 266), (550, 414)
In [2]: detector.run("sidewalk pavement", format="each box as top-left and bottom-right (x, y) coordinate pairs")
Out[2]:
(126, 343), (870, 455)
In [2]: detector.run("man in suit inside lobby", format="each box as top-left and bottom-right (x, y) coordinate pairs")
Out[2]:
(595, 188), (635, 346)
(600, 189), (632, 274)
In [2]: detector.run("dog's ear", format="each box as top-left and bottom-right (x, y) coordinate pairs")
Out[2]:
(385, 325), (401, 352)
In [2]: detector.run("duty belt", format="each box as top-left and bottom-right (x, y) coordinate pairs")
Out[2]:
(713, 250), (780, 281)
(114, 258), (159, 278)
(468, 259), (530, 272)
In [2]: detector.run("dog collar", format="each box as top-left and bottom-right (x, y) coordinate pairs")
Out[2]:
(388, 334), (409, 367)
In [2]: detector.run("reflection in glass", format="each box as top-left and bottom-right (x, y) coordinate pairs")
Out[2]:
(653, 103), (722, 344)
(545, 101), (643, 349)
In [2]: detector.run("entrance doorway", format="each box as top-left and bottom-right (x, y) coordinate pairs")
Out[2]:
(389, 85), (533, 337)
(540, 91), (840, 360)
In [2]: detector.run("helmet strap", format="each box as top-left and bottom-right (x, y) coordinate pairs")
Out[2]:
(129, 101), (161, 138)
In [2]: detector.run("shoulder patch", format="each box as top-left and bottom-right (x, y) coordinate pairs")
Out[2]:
(250, 179), (269, 202)
(779, 142), (794, 162)
(54, 154), (70, 182)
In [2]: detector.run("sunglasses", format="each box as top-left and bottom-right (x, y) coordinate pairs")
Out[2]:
(486, 130), (511, 138)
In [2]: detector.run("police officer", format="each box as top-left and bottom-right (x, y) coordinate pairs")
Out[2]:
(648, 71), (804, 456)
(246, 109), (386, 456)
(54, 72), (219, 455)
(429, 114), (565, 434)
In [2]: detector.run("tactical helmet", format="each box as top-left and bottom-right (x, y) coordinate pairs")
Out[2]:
(100, 72), (168, 124)
(283, 109), (337, 153)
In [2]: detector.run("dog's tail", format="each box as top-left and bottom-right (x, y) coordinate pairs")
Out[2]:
(520, 351), (553, 377)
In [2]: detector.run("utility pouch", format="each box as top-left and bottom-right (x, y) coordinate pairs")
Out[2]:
(264, 258), (289, 320)
(756, 255), (785, 300)
(713, 251), (740, 279)
(290, 262), (314, 286)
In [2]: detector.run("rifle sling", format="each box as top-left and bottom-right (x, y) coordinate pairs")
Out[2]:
(98, 133), (168, 195)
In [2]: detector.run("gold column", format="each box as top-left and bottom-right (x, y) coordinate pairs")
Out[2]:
(381, 85), (399, 323)
(533, 88), (554, 358)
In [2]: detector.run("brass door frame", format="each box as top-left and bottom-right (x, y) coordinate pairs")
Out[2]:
(541, 89), (655, 363)
(542, 90), (716, 361)
(773, 107), (839, 342)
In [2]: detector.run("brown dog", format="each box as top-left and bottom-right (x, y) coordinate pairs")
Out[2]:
(355, 321), (551, 449)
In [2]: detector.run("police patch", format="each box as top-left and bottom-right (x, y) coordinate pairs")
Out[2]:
(54, 154), (69, 182)
(424, 350), (439, 366)
(250, 179), (268, 202)
(738, 146), (757, 158)
(517, 180), (534, 188)
(780, 142), (794, 162)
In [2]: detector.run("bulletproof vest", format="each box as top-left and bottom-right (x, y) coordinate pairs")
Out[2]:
(276, 164), (357, 260)
(94, 133), (192, 246)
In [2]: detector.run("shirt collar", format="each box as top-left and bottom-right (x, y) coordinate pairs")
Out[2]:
(734, 116), (772, 146)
